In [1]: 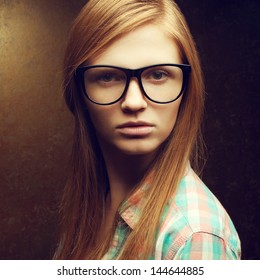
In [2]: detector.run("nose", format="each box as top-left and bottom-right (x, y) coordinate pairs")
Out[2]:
(121, 78), (147, 112)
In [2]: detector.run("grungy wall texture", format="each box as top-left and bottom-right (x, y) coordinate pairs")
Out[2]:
(0, 0), (86, 259)
(0, 0), (259, 259)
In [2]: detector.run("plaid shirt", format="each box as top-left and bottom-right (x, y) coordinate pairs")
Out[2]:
(102, 166), (241, 260)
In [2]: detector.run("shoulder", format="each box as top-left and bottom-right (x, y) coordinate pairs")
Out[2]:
(155, 167), (241, 260)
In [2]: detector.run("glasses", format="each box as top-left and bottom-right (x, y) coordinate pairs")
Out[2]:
(75, 63), (191, 105)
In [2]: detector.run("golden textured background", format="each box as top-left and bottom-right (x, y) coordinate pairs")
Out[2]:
(0, 0), (86, 259)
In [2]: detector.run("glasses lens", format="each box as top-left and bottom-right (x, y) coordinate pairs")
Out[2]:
(141, 65), (183, 102)
(84, 67), (126, 104)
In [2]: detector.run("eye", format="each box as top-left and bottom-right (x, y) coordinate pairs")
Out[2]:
(97, 72), (118, 83)
(150, 70), (167, 80)
(85, 67), (126, 86)
(143, 69), (169, 82)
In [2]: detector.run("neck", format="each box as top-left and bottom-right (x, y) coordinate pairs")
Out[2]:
(100, 144), (156, 211)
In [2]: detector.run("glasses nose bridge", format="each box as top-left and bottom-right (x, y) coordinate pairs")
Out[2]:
(126, 69), (143, 93)
(123, 68), (145, 99)
(127, 69), (141, 81)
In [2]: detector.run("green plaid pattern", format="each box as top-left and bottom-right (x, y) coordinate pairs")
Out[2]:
(102, 166), (241, 259)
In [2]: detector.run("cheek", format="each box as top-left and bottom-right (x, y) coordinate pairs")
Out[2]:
(86, 105), (115, 136)
(158, 101), (182, 133)
(88, 111), (105, 132)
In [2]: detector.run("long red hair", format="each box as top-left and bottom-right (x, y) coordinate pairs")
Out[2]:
(54, 0), (205, 259)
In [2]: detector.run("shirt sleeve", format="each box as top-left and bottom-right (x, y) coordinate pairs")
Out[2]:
(173, 232), (239, 260)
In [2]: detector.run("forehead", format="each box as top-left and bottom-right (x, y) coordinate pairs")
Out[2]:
(90, 23), (182, 68)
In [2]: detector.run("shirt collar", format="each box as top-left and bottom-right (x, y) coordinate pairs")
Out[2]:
(117, 163), (190, 230)
(118, 172), (153, 230)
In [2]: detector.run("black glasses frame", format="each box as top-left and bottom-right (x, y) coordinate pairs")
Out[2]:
(75, 63), (191, 105)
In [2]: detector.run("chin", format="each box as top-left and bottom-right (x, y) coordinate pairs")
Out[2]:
(116, 142), (160, 156)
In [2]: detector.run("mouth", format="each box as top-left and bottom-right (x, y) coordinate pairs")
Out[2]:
(116, 121), (154, 137)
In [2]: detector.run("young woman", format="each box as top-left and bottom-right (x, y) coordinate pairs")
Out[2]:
(54, 0), (241, 260)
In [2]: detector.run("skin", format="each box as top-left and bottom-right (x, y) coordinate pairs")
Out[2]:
(84, 24), (183, 226)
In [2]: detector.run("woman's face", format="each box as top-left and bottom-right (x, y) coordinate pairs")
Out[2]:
(85, 23), (183, 156)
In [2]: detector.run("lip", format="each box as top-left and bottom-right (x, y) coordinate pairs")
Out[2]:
(116, 121), (154, 137)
